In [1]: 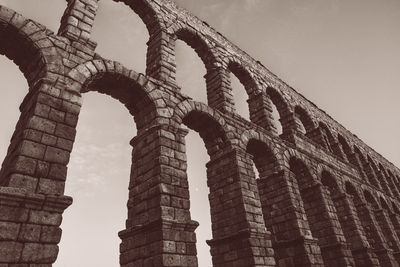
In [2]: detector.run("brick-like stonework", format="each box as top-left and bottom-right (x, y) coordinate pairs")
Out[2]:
(0, 1), (399, 266)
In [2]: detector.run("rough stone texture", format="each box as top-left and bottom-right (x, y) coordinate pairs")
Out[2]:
(0, 1), (399, 266)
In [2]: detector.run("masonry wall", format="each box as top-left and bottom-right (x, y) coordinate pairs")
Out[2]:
(0, 1), (399, 266)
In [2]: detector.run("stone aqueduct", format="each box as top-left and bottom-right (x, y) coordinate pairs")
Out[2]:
(0, 0), (399, 266)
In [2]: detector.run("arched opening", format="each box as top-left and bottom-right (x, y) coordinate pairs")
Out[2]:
(321, 170), (340, 195)
(293, 106), (314, 135)
(266, 87), (288, 136)
(364, 190), (400, 252)
(371, 159), (395, 197)
(0, 55), (28, 182)
(57, 92), (136, 267)
(247, 139), (280, 180)
(228, 62), (257, 120)
(319, 122), (339, 156)
(338, 134), (352, 163)
(383, 167), (400, 198)
(0, 0), (66, 32)
(181, 110), (227, 266)
(175, 38), (207, 103)
(344, 182), (382, 255)
(59, 66), (156, 266)
(289, 158), (349, 266)
(321, 174), (378, 265)
(354, 146), (379, 188)
(246, 139), (285, 264)
(91, 0), (149, 73)
(364, 190), (379, 209)
(0, 8), (54, 186)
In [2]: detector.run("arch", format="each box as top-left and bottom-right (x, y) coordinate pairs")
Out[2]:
(227, 59), (261, 97)
(354, 146), (380, 188)
(345, 181), (362, 201)
(67, 60), (158, 130)
(173, 27), (221, 106)
(319, 122), (336, 154)
(321, 170), (341, 195)
(116, 0), (164, 36)
(265, 86), (291, 134)
(174, 27), (219, 71)
(338, 134), (353, 162)
(172, 99), (232, 144)
(182, 110), (229, 158)
(0, 5), (63, 86)
(294, 105), (315, 134)
(289, 157), (318, 188)
(246, 138), (282, 179)
(241, 129), (285, 166)
(364, 190), (379, 209)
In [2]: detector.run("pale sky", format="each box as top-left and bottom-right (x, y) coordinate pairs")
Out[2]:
(0, 1), (399, 267)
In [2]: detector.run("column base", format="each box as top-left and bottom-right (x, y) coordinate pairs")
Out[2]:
(206, 230), (275, 267)
(273, 236), (324, 267)
(119, 219), (199, 267)
(0, 186), (72, 265)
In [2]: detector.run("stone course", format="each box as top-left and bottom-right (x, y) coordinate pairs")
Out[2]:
(0, 1), (399, 266)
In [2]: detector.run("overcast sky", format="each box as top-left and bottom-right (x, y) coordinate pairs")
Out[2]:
(0, 0), (399, 266)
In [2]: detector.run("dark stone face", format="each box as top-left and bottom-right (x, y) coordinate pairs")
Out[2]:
(0, 1), (398, 266)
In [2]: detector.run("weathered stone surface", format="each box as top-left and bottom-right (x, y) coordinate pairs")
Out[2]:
(0, 1), (399, 266)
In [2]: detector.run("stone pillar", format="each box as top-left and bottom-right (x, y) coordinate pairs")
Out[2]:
(146, 30), (176, 84)
(0, 79), (79, 195)
(355, 203), (398, 266)
(119, 125), (199, 267)
(257, 171), (324, 267)
(204, 67), (236, 113)
(374, 208), (400, 263)
(389, 212), (400, 242)
(279, 113), (300, 143)
(353, 154), (380, 188)
(332, 193), (380, 267)
(247, 92), (278, 135)
(0, 79), (78, 265)
(0, 187), (72, 265)
(58, 0), (98, 49)
(206, 149), (275, 267)
(301, 183), (355, 267)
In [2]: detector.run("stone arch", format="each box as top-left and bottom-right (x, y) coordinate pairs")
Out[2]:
(171, 99), (231, 145)
(338, 134), (353, 163)
(364, 190), (379, 209)
(176, 101), (274, 266)
(0, 5), (63, 86)
(345, 181), (362, 201)
(354, 146), (380, 188)
(318, 122), (338, 154)
(289, 156), (353, 265)
(246, 138), (282, 179)
(380, 196), (391, 212)
(172, 26), (232, 111)
(321, 169), (341, 195)
(174, 27), (219, 71)
(289, 156), (319, 189)
(227, 59), (261, 97)
(116, 0), (164, 36)
(240, 129), (285, 167)
(293, 105), (315, 134)
(382, 166), (400, 198)
(67, 60), (159, 131)
(265, 86), (292, 135)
